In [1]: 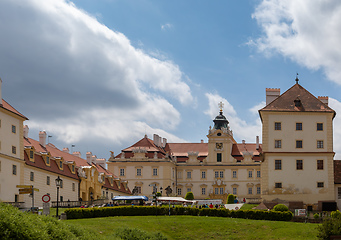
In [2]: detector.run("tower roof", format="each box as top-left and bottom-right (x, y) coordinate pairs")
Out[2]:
(213, 111), (229, 129)
(259, 83), (335, 118)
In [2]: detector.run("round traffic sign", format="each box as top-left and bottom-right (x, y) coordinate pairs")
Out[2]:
(42, 194), (51, 203)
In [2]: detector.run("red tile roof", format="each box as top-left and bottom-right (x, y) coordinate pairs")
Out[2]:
(1, 99), (28, 120)
(24, 151), (78, 180)
(260, 83), (336, 118)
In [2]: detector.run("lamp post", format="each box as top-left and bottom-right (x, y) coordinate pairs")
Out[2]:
(55, 176), (63, 218)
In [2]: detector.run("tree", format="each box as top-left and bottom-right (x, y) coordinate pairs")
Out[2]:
(227, 194), (235, 204)
(185, 192), (194, 200)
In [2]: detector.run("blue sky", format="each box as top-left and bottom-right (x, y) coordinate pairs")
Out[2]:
(1, 0), (341, 159)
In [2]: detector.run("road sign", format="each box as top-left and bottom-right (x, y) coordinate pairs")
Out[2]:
(16, 185), (33, 188)
(42, 194), (51, 203)
(19, 188), (32, 194)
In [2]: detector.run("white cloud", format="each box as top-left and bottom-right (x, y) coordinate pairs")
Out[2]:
(161, 23), (173, 31)
(204, 93), (262, 143)
(251, 0), (341, 84)
(0, 0), (193, 154)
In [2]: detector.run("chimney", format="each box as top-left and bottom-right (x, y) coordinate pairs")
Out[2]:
(163, 138), (167, 147)
(153, 134), (158, 146)
(242, 140), (246, 145)
(72, 151), (81, 158)
(39, 131), (47, 147)
(96, 158), (106, 168)
(86, 152), (92, 165)
(266, 88), (280, 105)
(23, 125), (29, 138)
(62, 148), (69, 153)
(318, 96), (329, 106)
(256, 136), (259, 150)
(92, 155), (97, 165)
(0, 77), (2, 106)
(201, 139), (204, 143)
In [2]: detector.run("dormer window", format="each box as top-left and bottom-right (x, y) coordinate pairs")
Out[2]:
(59, 161), (63, 170)
(294, 97), (301, 107)
(46, 156), (50, 165)
(72, 165), (75, 173)
(30, 150), (34, 159)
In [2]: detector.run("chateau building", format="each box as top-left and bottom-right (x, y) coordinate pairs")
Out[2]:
(0, 79), (130, 208)
(109, 79), (340, 209)
(108, 104), (262, 203)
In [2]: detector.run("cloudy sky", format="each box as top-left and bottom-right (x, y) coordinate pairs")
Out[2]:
(1, 0), (341, 159)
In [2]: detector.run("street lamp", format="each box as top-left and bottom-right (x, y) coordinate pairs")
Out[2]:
(55, 176), (63, 218)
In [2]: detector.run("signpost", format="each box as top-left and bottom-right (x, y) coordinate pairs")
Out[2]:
(16, 185), (39, 212)
(42, 194), (51, 215)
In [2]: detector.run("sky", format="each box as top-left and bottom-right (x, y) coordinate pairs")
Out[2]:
(1, 0), (341, 160)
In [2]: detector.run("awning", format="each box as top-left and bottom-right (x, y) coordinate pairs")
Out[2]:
(156, 197), (197, 203)
(112, 196), (148, 201)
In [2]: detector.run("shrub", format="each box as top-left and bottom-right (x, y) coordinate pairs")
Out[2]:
(227, 194), (235, 204)
(0, 203), (101, 240)
(317, 218), (341, 240)
(331, 210), (341, 219)
(273, 204), (288, 212)
(314, 213), (320, 220)
(185, 192), (194, 200)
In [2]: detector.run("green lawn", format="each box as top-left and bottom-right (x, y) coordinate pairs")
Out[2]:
(66, 215), (320, 240)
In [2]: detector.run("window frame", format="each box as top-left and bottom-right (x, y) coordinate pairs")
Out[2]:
(30, 172), (34, 181)
(186, 171), (192, 179)
(296, 122), (303, 131)
(275, 182), (282, 188)
(12, 165), (17, 175)
(296, 160), (303, 170)
(119, 168), (125, 176)
(275, 160), (282, 170)
(152, 168), (158, 176)
(317, 182), (324, 188)
(136, 168), (142, 176)
(274, 140), (282, 149)
(317, 123), (323, 131)
(296, 140), (303, 149)
(317, 160), (324, 170)
(217, 153), (222, 162)
(46, 176), (50, 185)
(317, 140), (324, 149)
(274, 122), (281, 130)
(201, 171), (206, 179)
(12, 125), (16, 133)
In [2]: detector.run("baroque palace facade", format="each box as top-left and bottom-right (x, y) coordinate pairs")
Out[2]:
(108, 79), (341, 209)
(0, 78), (130, 208)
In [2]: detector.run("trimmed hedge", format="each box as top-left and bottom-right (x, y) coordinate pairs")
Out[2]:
(65, 206), (293, 221)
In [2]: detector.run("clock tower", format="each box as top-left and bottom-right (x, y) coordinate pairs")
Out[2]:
(207, 102), (236, 164)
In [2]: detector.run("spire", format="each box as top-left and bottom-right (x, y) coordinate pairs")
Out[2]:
(295, 73), (299, 84)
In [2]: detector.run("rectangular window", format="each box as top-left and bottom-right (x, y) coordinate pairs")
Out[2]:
(187, 188), (191, 193)
(274, 122), (281, 130)
(120, 169), (125, 176)
(30, 151), (34, 159)
(72, 165), (74, 172)
(317, 123), (323, 131)
(177, 171), (182, 179)
(296, 140), (303, 148)
(12, 125), (16, 133)
(296, 122), (303, 131)
(136, 168), (141, 176)
(201, 171), (206, 179)
(317, 160), (324, 170)
(232, 170), (237, 178)
(187, 171), (192, 179)
(296, 160), (303, 170)
(214, 171), (219, 178)
(275, 182), (282, 188)
(202, 187), (206, 195)
(217, 153), (222, 162)
(275, 160), (282, 170)
(136, 186), (141, 194)
(30, 172), (34, 181)
(153, 168), (158, 176)
(248, 171), (253, 178)
(257, 170), (261, 178)
(59, 161), (63, 169)
(72, 183), (75, 191)
(275, 140), (282, 148)
(12, 146), (16, 154)
(233, 187), (237, 195)
(214, 188), (219, 194)
(317, 182), (324, 188)
(46, 156), (50, 164)
(257, 187), (261, 195)
(220, 188), (224, 194)
(338, 187), (341, 199)
(12, 165), (17, 175)
(177, 188), (182, 195)
(317, 140), (324, 149)
(219, 171), (224, 178)
(46, 176), (50, 185)
(248, 187), (253, 195)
